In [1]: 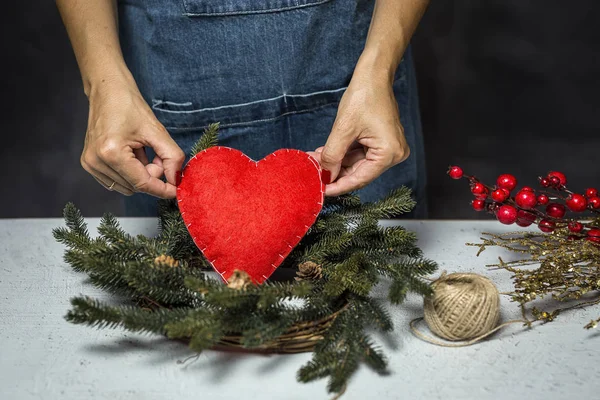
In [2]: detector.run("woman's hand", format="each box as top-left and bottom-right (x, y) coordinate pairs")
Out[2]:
(81, 75), (185, 198)
(310, 71), (410, 196)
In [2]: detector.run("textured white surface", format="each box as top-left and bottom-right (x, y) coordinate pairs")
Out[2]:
(1, 219), (599, 400)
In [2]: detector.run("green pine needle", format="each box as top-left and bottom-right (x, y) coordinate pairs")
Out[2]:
(190, 123), (220, 156)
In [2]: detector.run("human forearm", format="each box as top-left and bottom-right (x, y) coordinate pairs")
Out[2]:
(355, 0), (429, 84)
(56, 0), (133, 96)
(56, 0), (184, 198)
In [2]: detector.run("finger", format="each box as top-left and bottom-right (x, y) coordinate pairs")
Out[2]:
(306, 151), (321, 162)
(133, 146), (149, 166)
(92, 173), (134, 196)
(325, 159), (384, 197)
(146, 162), (164, 179)
(319, 119), (357, 181)
(114, 154), (177, 198)
(341, 147), (367, 168)
(144, 128), (185, 186)
(92, 162), (137, 192)
(82, 153), (137, 193)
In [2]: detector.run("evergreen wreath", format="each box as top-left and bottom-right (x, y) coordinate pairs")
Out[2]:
(54, 124), (437, 397)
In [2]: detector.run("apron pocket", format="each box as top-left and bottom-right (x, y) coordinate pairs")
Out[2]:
(182, 0), (335, 16)
(152, 86), (347, 133)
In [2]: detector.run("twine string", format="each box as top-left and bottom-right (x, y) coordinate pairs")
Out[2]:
(411, 272), (531, 347)
(409, 317), (529, 347)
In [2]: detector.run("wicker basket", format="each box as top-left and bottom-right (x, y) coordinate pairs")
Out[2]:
(214, 303), (348, 353)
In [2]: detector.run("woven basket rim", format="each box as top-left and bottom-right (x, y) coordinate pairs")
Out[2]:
(213, 301), (350, 353)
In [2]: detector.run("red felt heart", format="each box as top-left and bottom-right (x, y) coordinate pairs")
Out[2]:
(177, 147), (325, 284)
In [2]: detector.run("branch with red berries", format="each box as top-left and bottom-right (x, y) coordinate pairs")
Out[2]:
(448, 166), (600, 238)
(448, 166), (600, 328)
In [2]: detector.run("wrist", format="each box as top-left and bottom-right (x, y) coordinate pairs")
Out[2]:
(83, 62), (137, 98)
(353, 47), (402, 86)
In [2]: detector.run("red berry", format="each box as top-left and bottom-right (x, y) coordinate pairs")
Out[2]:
(585, 188), (598, 198)
(537, 194), (549, 205)
(549, 176), (561, 187)
(546, 203), (566, 219)
(471, 183), (488, 199)
(588, 229), (600, 238)
(496, 205), (518, 225)
(471, 199), (486, 211)
(520, 186), (535, 192)
(586, 230), (600, 245)
(568, 222), (583, 233)
(448, 166), (463, 179)
(471, 182), (486, 194)
(496, 174), (518, 191)
(566, 194), (587, 212)
(491, 188), (509, 202)
(516, 210), (536, 227)
(547, 171), (567, 186)
(588, 197), (600, 210)
(538, 219), (556, 233)
(567, 235), (583, 241)
(540, 178), (551, 187)
(518, 209), (536, 221)
(514, 190), (537, 209)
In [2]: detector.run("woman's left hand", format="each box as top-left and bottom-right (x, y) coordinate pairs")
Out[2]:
(309, 71), (410, 197)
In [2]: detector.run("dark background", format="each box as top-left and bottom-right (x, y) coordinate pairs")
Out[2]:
(2, 1), (599, 219)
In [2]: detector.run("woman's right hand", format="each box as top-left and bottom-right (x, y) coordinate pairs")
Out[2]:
(81, 75), (185, 198)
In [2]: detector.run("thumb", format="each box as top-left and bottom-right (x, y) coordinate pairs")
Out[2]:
(319, 126), (355, 182)
(145, 127), (185, 185)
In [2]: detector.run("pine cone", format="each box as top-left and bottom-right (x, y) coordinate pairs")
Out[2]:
(295, 261), (323, 281)
(227, 270), (252, 290)
(154, 254), (179, 268)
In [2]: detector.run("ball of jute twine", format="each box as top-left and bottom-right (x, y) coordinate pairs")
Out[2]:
(410, 272), (529, 347)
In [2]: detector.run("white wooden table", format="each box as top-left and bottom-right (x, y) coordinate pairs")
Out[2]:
(1, 219), (599, 400)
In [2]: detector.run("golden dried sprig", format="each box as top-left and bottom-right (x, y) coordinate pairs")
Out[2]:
(467, 220), (600, 327)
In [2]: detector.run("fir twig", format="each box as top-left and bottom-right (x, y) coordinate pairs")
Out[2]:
(190, 122), (220, 157)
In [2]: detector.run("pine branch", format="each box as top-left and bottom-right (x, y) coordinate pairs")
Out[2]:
(354, 297), (393, 332)
(322, 254), (378, 297)
(299, 232), (354, 264)
(190, 122), (220, 157)
(53, 204), (93, 251)
(298, 301), (389, 395)
(62, 202), (90, 239)
(97, 213), (129, 243)
(240, 312), (296, 348)
(360, 337), (388, 374)
(321, 193), (362, 215)
(121, 261), (204, 306)
(388, 279), (409, 304)
(360, 187), (416, 219)
(66, 296), (190, 334)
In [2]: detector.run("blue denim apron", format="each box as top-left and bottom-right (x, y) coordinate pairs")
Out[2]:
(118, 0), (427, 217)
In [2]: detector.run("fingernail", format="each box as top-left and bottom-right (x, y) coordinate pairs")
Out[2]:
(175, 170), (182, 186)
(321, 169), (332, 184)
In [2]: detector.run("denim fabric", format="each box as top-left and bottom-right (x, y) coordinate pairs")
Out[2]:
(118, 0), (427, 218)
